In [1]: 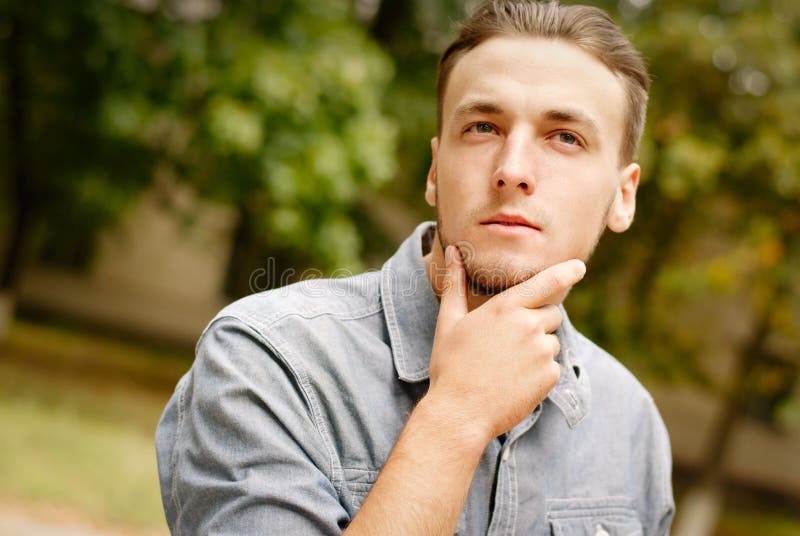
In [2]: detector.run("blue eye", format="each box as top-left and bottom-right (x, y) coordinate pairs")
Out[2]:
(471, 122), (495, 133)
(558, 132), (578, 144)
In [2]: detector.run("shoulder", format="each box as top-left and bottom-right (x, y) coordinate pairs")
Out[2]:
(570, 330), (675, 520)
(573, 334), (676, 528)
(570, 328), (672, 469)
(573, 330), (656, 409)
(207, 270), (384, 336)
(192, 270), (388, 383)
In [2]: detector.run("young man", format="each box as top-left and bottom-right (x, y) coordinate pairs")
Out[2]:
(156, 1), (675, 534)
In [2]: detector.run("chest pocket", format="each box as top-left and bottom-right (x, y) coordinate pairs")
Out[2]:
(547, 496), (642, 536)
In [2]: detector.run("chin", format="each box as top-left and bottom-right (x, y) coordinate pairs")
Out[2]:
(462, 254), (542, 294)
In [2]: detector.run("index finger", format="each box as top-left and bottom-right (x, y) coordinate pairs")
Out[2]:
(500, 259), (586, 308)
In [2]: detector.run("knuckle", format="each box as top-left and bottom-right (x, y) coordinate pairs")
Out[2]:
(553, 315), (563, 333)
(551, 336), (561, 356)
(534, 312), (552, 333)
(542, 304), (562, 327)
(533, 333), (560, 359)
(549, 361), (562, 384)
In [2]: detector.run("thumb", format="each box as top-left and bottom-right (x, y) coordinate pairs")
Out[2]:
(438, 245), (468, 326)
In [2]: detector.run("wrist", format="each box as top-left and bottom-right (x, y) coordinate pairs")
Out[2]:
(414, 389), (494, 455)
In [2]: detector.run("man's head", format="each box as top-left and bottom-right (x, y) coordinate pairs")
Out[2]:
(425, 0), (650, 298)
(436, 0), (650, 165)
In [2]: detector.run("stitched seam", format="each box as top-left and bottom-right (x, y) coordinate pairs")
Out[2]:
(548, 508), (638, 519)
(381, 272), (408, 376)
(342, 468), (380, 490)
(655, 396), (673, 518)
(238, 317), (346, 500)
(237, 301), (382, 331)
(507, 448), (518, 536)
(547, 495), (635, 506)
(170, 375), (187, 536)
(342, 467), (381, 474)
(488, 461), (507, 536)
(501, 462), (511, 535)
(546, 499), (638, 519)
(578, 363), (593, 426)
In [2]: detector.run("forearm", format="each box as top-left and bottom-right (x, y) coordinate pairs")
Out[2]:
(344, 252), (581, 535)
(344, 392), (491, 535)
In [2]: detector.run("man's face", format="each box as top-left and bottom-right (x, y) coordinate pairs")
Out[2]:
(426, 36), (639, 293)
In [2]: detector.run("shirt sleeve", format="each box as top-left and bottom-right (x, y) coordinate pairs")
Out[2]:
(155, 316), (349, 535)
(644, 396), (676, 536)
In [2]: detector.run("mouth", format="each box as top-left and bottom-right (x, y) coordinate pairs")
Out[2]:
(480, 213), (542, 232)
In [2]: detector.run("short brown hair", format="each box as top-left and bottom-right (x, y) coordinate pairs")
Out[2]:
(436, 0), (650, 164)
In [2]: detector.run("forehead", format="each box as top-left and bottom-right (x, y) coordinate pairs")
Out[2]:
(442, 36), (627, 140)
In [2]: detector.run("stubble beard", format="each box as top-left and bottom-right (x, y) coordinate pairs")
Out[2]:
(434, 192), (614, 297)
(435, 216), (539, 296)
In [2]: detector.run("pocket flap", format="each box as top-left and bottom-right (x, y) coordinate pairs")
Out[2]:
(547, 496), (642, 536)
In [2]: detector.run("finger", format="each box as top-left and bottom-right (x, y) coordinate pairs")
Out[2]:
(437, 245), (468, 327)
(545, 333), (562, 359)
(534, 304), (563, 334)
(503, 259), (586, 308)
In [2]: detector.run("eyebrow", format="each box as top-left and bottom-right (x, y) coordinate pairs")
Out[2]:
(543, 108), (601, 138)
(452, 100), (602, 140)
(452, 100), (505, 121)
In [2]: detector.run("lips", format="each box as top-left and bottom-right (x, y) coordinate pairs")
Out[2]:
(480, 213), (541, 231)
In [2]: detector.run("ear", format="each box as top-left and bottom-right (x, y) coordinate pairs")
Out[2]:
(425, 137), (439, 207)
(606, 162), (640, 233)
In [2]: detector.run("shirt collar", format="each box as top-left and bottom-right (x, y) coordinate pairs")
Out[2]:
(380, 222), (440, 383)
(380, 221), (590, 427)
(547, 311), (592, 428)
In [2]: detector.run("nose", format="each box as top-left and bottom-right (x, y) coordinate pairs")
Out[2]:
(492, 132), (535, 194)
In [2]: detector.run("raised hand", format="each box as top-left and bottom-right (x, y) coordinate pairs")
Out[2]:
(427, 245), (586, 441)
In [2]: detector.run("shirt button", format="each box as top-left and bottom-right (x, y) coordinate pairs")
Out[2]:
(501, 447), (510, 462)
(594, 524), (610, 536)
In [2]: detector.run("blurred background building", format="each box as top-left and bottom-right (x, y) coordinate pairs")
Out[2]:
(1, 0), (798, 534)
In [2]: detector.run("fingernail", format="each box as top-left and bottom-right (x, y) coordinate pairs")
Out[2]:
(444, 245), (453, 267)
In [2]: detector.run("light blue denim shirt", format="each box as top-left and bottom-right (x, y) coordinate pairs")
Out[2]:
(156, 222), (674, 535)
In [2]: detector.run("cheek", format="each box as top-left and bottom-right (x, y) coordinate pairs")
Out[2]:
(436, 186), (465, 226)
(548, 175), (611, 231)
(436, 163), (474, 205)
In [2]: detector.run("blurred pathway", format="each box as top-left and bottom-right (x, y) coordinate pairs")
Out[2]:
(0, 500), (167, 536)
(0, 514), (109, 536)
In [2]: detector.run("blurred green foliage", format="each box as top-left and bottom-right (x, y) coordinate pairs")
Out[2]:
(1, 0), (397, 283)
(364, 0), (800, 433)
(166, 0), (398, 272)
(0, 0), (798, 528)
(1, 1), (798, 422)
(570, 0), (800, 415)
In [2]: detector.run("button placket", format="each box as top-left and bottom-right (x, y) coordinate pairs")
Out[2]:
(487, 407), (542, 535)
